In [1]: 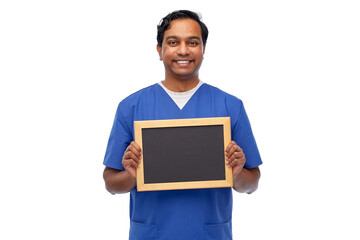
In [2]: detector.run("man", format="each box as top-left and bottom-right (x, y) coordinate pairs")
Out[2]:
(103, 10), (262, 240)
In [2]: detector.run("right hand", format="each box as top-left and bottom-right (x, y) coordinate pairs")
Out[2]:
(122, 141), (142, 178)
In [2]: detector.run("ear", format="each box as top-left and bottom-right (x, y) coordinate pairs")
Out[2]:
(156, 44), (163, 61)
(202, 44), (206, 55)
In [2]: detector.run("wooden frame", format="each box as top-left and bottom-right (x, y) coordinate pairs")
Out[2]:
(134, 117), (232, 191)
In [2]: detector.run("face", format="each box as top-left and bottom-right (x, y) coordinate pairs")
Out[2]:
(157, 18), (205, 81)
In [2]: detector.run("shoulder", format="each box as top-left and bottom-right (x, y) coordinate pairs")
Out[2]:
(113, 84), (158, 125)
(120, 84), (158, 105)
(202, 83), (244, 108)
(117, 84), (158, 110)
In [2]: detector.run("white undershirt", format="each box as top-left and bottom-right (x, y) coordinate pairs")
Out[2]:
(158, 80), (204, 110)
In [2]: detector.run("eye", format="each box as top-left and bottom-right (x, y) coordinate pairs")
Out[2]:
(189, 41), (200, 46)
(168, 40), (177, 46)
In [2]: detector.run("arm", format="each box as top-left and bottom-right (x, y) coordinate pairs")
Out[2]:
(103, 141), (141, 194)
(232, 167), (260, 194)
(225, 141), (261, 194)
(103, 167), (136, 194)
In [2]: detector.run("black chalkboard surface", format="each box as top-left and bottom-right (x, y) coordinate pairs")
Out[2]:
(134, 117), (232, 191)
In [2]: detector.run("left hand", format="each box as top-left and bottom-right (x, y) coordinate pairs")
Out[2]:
(225, 141), (246, 177)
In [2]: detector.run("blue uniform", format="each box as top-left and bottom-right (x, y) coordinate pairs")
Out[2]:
(104, 83), (262, 240)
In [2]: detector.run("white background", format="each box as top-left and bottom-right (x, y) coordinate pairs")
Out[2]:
(1, 0), (359, 239)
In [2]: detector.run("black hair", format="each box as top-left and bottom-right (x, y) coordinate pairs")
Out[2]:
(157, 10), (209, 47)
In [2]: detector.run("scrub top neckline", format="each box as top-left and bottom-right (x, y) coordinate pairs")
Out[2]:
(158, 81), (204, 110)
(156, 82), (206, 112)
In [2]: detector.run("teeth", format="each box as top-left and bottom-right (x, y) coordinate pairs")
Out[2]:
(177, 60), (190, 64)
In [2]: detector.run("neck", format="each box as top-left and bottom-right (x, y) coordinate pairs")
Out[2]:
(162, 75), (200, 92)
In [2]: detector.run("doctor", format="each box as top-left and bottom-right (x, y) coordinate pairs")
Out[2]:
(103, 10), (262, 240)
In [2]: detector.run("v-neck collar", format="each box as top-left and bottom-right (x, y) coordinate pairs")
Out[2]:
(156, 82), (206, 114)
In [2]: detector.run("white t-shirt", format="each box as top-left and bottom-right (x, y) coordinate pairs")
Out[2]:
(158, 81), (204, 110)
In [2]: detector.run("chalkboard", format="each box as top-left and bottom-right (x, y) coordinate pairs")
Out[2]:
(134, 117), (232, 191)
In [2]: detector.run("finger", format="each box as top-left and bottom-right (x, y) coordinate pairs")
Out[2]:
(125, 148), (141, 162)
(226, 144), (242, 159)
(130, 141), (142, 154)
(126, 143), (142, 159)
(124, 151), (141, 163)
(123, 157), (139, 169)
(227, 151), (246, 166)
(225, 141), (236, 153)
(226, 145), (236, 159)
(227, 151), (242, 165)
(233, 151), (244, 160)
(228, 153), (246, 168)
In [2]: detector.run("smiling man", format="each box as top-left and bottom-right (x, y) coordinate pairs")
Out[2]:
(103, 10), (262, 240)
(157, 17), (205, 89)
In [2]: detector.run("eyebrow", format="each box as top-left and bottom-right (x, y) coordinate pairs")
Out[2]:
(165, 36), (201, 41)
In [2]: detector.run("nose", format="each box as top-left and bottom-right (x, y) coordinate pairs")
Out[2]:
(176, 42), (189, 56)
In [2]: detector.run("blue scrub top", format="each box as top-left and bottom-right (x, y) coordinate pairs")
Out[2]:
(104, 83), (262, 240)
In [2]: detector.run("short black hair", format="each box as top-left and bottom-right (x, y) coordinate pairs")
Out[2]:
(157, 10), (209, 47)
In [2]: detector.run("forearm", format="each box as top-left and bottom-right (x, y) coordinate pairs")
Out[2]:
(103, 167), (136, 194)
(233, 167), (260, 194)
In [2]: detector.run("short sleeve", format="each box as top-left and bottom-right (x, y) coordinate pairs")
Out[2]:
(229, 99), (262, 169)
(103, 103), (132, 170)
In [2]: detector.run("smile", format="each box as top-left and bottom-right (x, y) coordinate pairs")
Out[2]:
(175, 60), (192, 64)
